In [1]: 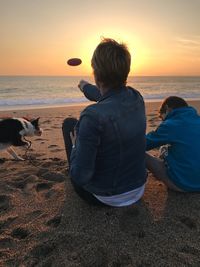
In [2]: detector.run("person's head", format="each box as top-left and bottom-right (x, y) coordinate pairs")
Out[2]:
(159, 96), (188, 120)
(91, 38), (131, 90)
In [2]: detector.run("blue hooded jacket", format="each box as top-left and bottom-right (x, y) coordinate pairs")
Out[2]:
(146, 106), (200, 191)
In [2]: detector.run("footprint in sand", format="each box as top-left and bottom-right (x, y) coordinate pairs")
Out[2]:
(9, 175), (39, 191)
(34, 138), (48, 141)
(41, 172), (65, 183)
(10, 180), (27, 190)
(0, 159), (5, 164)
(46, 215), (62, 228)
(0, 195), (11, 213)
(49, 157), (64, 162)
(11, 227), (30, 239)
(36, 182), (53, 192)
(48, 144), (58, 149)
(26, 152), (45, 159)
(37, 167), (50, 176)
(0, 216), (18, 234)
(51, 148), (64, 153)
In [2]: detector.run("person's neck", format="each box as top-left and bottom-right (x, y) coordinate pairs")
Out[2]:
(100, 87), (110, 96)
(98, 82), (110, 96)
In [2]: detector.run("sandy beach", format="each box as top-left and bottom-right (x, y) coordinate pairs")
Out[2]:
(0, 101), (200, 267)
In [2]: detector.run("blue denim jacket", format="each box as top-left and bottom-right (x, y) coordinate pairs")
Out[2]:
(70, 84), (147, 196)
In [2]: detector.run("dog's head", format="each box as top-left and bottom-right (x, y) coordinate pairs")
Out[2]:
(29, 117), (43, 136)
(19, 117), (43, 137)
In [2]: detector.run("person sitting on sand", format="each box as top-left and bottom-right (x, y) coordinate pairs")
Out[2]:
(62, 38), (147, 207)
(146, 96), (200, 192)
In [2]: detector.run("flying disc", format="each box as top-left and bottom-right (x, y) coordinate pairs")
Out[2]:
(67, 58), (82, 66)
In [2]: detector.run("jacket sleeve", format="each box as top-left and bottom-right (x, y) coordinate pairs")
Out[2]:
(70, 111), (100, 186)
(82, 83), (101, 102)
(146, 121), (172, 151)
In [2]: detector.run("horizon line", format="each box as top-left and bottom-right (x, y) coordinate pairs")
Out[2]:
(1, 74), (200, 77)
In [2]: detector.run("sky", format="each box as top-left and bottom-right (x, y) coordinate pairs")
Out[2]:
(0, 0), (200, 76)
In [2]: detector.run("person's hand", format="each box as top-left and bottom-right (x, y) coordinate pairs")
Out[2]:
(78, 80), (89, 92)
(70, 130), (76, 147)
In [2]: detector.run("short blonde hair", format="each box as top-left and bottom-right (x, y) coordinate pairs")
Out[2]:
(91, 38), (131, 88)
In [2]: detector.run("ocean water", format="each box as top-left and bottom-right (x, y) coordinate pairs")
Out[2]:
(0, 76), (200, 110)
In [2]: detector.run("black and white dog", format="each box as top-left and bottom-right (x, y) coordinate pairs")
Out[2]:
(0, 117), (42, 161)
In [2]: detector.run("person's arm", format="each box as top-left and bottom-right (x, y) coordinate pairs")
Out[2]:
(70, 110), (101, 186)
(146, 121), (172, 151)
(78, 80), (101, 102)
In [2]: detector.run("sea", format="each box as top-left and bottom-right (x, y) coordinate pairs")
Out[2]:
(0, 76), (200, 111)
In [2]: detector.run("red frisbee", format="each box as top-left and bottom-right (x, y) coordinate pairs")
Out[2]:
(67, 58), (82, 66)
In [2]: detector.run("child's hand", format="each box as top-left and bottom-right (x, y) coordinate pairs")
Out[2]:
(78, 80), (89, 92)
(70, 130), (77, 146)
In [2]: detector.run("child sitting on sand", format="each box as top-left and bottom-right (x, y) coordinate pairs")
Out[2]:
(62, 38), (147, 206)
(146, 96), (200, 192)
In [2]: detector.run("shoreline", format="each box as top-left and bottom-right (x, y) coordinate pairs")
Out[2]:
(1, 98), (200, 113)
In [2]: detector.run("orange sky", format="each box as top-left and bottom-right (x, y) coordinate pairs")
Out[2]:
(1, 0), (200, 76)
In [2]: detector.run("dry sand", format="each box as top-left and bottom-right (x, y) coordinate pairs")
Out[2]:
(0, 101), (200, 267)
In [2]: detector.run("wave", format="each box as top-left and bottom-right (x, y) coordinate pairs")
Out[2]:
(142, 92), (200, 99)
(1, 92), (200, 109)
(0, 97), (89, 107)
(1, 76), (200, 109)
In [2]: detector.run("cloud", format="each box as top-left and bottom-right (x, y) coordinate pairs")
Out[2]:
(176, 36), (200, 49)
(175, 36), (200, 62)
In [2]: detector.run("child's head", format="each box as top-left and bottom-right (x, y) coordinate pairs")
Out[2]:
(159, 96), (188, 120)
(91, 38), (131, 89)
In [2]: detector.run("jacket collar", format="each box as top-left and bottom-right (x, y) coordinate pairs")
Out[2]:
(98, 86), (127, 103)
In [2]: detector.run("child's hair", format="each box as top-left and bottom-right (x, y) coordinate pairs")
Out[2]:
(159, 96), (188, 114)
(91, 38), (131, 89)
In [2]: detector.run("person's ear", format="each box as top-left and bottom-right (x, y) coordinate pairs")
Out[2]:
(165, 105), (172, 113)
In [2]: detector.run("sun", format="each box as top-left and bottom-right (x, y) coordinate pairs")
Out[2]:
(77, 30), (149, 76)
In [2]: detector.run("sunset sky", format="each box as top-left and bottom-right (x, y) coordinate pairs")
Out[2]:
(0, 0), (200, 76)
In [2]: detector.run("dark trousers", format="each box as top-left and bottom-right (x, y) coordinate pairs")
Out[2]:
(62, 118), (107, 206)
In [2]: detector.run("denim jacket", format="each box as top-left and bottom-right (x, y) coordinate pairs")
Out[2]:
(70, 84), (147, 196)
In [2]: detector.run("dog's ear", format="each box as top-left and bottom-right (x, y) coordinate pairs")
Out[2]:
(31, 117), (40, 122)
(31, 117), (40, 126)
